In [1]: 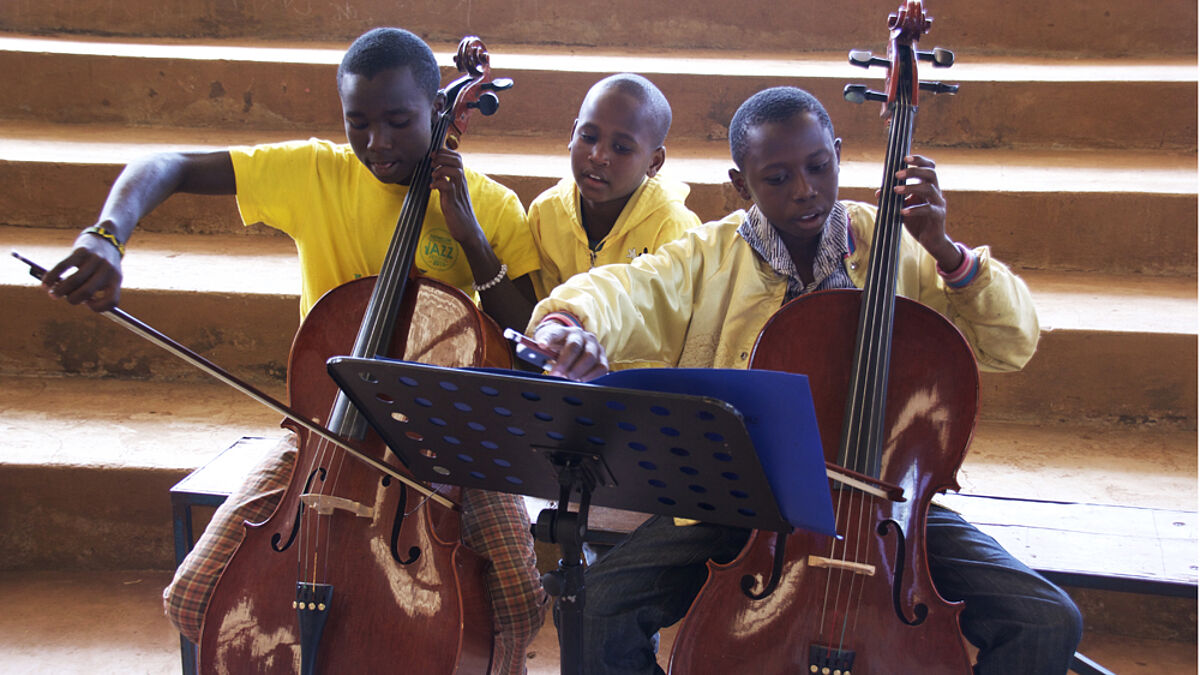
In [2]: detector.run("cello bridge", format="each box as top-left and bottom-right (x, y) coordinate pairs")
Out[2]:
(300, 493), (375, 518)
(807, 555), (876, 577)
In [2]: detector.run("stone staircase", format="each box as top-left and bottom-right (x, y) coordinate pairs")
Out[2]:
(1, 0), (1195, 671)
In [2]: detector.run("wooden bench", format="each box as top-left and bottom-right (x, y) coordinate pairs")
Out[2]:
(172, 436), (1196, 675)
(936, 492), (1197, 598)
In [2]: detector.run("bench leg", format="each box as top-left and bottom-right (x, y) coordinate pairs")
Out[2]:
(180, 636), (198, 675)
(171, 498), (199, 674)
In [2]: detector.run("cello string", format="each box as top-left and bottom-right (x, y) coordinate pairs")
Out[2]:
(825, 99), (901, 641)
(857, 82), (917, 644)
(838, 78), (916, 653)
(296, 108), (452, 588)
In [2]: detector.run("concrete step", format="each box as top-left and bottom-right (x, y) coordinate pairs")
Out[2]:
(1, 0), (1194, 58)
(3, 122), (1196, 275)
(3, 571), (1192, 675)
(0, 375), (284, 570)
(5, 225), (1195, 426)
(1, 35), (1195, 152)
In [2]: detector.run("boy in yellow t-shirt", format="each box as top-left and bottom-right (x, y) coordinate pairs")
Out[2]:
(529, 73), (700, 299)
(41, 27), (544, 675)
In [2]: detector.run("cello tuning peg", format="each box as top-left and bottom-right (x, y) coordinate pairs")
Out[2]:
(849, 50), (889, 69)
(482, 77), (515, 91)
(844, 84), (888, 104)
(918, 80), (959, 95)
(467, 91), (501, 116)
(916, 47), (955, 67)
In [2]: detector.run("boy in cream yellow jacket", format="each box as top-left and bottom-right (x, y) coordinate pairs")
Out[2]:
(526, 87), (1082, 675)
(529, 73), (700, 299)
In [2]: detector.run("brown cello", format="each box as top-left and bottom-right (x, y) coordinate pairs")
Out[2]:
(199, 37), (514, 674)
(669, 3), (976, 672)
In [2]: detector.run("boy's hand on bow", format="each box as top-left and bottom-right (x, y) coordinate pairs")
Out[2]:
(41, 231), (125, 312)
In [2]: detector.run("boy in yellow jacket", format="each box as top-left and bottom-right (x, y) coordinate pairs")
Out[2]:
(529, 73), (700, 299)
(526, 87), (1082, 674)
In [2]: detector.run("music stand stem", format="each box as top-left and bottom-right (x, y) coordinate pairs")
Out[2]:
(532, 457), (599, 675)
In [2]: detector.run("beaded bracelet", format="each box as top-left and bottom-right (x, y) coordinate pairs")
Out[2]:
(83, 225), (126, 258)
(472, 263), (508, 292)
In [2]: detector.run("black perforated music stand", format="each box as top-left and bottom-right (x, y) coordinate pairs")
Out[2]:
(326, 357), (801, 675)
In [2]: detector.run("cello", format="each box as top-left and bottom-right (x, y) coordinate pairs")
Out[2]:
(669, 2), (976, 672)
(198, 37), (514, 674)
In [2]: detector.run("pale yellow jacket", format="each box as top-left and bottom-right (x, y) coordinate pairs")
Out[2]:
(528, 202), (1039, 374)
(528, 174), (701, 299)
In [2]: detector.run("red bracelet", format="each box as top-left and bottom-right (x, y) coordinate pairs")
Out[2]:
(539, 311), (582, 329)
(937, 242), (979, 288)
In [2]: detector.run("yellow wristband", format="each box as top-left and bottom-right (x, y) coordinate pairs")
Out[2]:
(83, 225), (125, 258)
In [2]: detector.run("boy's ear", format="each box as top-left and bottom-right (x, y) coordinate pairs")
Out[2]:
(645, 146), (666, 178)
(433, 92), (447, 117)
(729, 168), (752, 202)
(567, 119), (579, 149)
(834, 137), (843, 163)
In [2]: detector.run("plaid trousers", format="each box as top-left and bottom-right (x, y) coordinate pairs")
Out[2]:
(163, 433), (547, 675)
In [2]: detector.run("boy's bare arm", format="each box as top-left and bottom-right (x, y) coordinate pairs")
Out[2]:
(429, 146), (536, 331)
(478, 272), (537, 332)
(41, 151), (236, 311)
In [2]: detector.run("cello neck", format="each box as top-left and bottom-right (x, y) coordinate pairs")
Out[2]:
(836, 8), (924, 478)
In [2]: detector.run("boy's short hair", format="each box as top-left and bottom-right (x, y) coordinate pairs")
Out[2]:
(337, 27), (441, 99)
(729, 87), (835, 169)
(586, 73), (673, 147)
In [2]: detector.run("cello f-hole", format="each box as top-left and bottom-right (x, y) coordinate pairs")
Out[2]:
(879, 518), (928, 626)
(740, 532), (789, 600)
(272, 466), (326, 553)
(389, 483), (422, 565)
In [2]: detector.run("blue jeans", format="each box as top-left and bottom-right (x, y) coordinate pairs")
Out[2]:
(568, 505), (1082, 675)
(926, 505), (1084, 675)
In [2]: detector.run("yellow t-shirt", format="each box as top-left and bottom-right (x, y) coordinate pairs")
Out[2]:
(527, 174), (701, 299)
(230, 139), (538, 318)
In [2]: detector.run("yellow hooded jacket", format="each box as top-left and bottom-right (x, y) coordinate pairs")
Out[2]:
(528, 174), (701, 299)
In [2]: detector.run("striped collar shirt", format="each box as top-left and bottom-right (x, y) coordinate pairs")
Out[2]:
(737, 202), (854, 302)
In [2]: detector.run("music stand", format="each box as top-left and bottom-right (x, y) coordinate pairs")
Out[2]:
(326, 357), (831, 675)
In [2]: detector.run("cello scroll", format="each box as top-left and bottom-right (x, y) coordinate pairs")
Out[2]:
(443, 36), (513, 149)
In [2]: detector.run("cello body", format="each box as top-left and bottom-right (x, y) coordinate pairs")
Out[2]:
(668, 290), (977, 673)
(197, 36), (517, 674)
(198, 276), (509, 674)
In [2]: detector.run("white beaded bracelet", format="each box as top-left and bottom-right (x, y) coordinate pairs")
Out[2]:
(472, 263), (508, 292)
